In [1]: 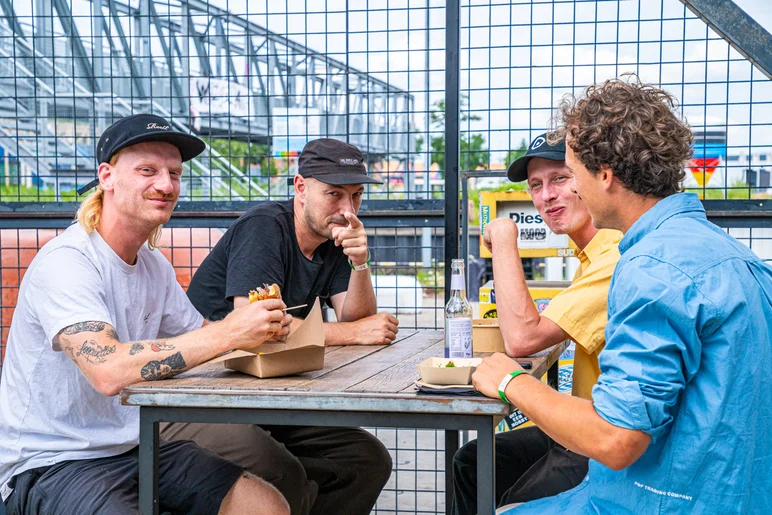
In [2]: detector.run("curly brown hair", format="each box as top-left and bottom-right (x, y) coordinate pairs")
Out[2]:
(548, 75), (693, 198)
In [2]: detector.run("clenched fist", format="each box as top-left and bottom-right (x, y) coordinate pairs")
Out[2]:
(472, 353), (525, 401)
(331, 212), (369, 267)
(482, 218), (519, 252)
(353, 313), (400, 345)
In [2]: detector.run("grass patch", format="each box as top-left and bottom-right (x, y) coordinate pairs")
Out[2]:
(0, 185), (78, 202)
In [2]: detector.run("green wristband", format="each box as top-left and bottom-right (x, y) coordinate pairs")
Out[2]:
(349, 250), (371, 271)
(498, 370), (527, 404)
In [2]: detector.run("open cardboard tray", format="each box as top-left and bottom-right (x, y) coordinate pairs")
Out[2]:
(206, 299), (325, 378)
(416, 357), (482, 385)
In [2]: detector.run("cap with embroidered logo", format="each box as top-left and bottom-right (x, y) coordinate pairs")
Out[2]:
(297, 138), (382, 185)
(78, 113), (206, 194)
(506, 133), (566, 183)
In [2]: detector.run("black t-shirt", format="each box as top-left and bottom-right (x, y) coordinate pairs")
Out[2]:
(187, 200), (351, 321)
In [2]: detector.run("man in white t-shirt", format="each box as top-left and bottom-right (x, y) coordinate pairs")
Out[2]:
(0, 114), (292, 515)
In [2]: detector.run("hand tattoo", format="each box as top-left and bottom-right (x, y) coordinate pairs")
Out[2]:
(129, 343), (144, 355)
(76, 340), (116, 364)
(140, 352), (186, 381)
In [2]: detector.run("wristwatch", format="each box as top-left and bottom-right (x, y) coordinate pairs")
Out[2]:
(498, 370), (527, 404)
(349, 250), (371, 271)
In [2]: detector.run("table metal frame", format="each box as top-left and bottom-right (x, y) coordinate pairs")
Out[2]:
(125, 342), (563, 515)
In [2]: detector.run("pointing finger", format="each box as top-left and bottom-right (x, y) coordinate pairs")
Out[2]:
(344, 212), (363, 229)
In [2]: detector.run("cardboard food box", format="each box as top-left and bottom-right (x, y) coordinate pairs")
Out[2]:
(207, 299), (325, 378)
(417, 357), (482, 385)
(472, 319), (505, 353)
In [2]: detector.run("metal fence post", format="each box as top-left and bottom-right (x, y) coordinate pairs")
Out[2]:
(444, 0), (461, 304)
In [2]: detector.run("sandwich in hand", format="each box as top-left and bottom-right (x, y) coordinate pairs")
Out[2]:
(249, 283), (282, 303)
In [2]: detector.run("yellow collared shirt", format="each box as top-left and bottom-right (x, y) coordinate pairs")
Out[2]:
(541, 229), (622, 400)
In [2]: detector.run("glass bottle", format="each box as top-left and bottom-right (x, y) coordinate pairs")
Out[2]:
(445, 258), (473, 358)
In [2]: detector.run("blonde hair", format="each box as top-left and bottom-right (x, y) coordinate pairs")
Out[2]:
(76, 150), (164, 250)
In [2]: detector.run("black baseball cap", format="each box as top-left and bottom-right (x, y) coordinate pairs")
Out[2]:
(77, 114), (206, 195)
(298, 138), (382, 185)
(506, 133), (566, 183)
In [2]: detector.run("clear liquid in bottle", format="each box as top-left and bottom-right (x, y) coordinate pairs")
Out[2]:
(445, 258), (473, 359)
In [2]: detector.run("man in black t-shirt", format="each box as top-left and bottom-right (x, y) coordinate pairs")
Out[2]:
(185, 199), (348, 322)
(161, 139), (397, 515)
(187, 139), (399, 345)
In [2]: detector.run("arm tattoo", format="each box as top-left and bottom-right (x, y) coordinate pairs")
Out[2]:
(55, 322), (119, 350)
(62, 321), (107, 335)
(150, 341), (175, 352)
(75, 340), (116, 364)
(140, 352), (187, 381)
(127, 340), (175, 355)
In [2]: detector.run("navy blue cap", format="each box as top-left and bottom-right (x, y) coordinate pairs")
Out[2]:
(506, 133), (566, 183)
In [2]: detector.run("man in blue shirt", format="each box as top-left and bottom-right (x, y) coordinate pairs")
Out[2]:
(472, 76), (772, 514)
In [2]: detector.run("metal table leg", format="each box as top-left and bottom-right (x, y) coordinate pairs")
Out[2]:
(131, 406), (506, 515)
(138, 407), (160, 515)
(445, 430), (459, 515)
(476, 417), (496, 515)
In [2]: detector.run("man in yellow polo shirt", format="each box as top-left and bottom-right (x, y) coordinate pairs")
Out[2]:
(452, 134), (621, 514)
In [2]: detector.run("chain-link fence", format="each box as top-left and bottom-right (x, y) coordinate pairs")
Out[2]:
(458, 0), (772, 278)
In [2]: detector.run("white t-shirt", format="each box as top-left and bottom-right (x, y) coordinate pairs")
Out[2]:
(0, 223), (203, 495)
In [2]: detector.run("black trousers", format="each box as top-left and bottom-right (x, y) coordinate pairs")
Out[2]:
(161, 422), (392, 515)
(452, 426), (588, 515)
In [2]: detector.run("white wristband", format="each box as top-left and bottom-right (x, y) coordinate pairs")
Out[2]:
(348, 250), (370, 271)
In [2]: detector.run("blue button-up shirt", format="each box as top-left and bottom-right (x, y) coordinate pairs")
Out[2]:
(506, 193), (772, 514)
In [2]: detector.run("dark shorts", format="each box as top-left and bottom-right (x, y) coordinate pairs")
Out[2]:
(4, 440), (243, 515)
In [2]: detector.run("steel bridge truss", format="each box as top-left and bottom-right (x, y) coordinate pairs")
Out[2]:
(0, 0), (413, 199)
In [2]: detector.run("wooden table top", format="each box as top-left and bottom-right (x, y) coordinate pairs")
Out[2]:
(120, 330), (567, 417)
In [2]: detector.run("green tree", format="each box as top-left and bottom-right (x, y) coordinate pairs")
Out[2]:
(503, 139), (529, 166)
(204, 138), (283, 176)
(414, 96), (489, 173)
